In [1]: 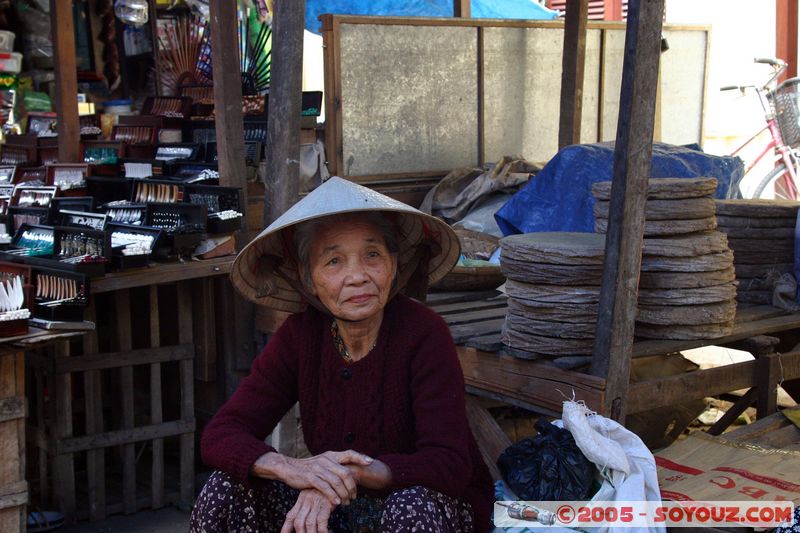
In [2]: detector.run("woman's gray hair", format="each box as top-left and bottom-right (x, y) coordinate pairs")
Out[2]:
(293, 211), (400, 290)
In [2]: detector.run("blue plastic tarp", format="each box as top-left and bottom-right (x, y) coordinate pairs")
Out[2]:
(494, 142), (744, 236)
(305, 0), (558, 34)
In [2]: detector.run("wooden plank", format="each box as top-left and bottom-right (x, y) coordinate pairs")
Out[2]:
(0, 480), (27, 510)
(706, 387), (758, 435)
(465, 396), (510, 481)
(724, 410), (792, 442)
(0, 397), (24, 423)
(82, 302), (105, 520)
(57, 419), (196, 455)
(264, 0), (305, 225)
(149, 286), (164, 510)
(466, 385), (561, 418)
(707, 387), (757, 436)
(777, 0), (798, 80)
(53, 345), (194, 373)
(50, 0), (80, 162)
(177, 282), (195, 507)
(559, 0), (589, 149)
(756, 352), (780, 419)
(632, 313), (800, 358)
(458, 347), (605, 415)
(53, 341), (76, 522)
(453, 0), (470, 17)
(90, 257), (232, 293)
(439, 306), (507, 325)
(209, 0), (248, 245)
(747, 423), (800, 448)
(192, 278), (217, 382)
(477, 26), (485, 166)
(321, 16), (342, 175)
(115, 290), (136, 514)
(464, 333), (504, 352)
(449, 318), (505, 344)
(426, 290), (502, 305)
(34, 367), (48, 509)
(430, 299), (506, 316)
(627, 351), (800, 414)
(590, 0), (666, 422)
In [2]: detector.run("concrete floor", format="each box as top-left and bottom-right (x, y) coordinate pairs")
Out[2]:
(58, 506), (190, 533)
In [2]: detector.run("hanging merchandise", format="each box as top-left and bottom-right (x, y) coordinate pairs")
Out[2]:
(114, 0), (148, 27)
(157, 13), (209, 94)
(199, 7), (271, 96)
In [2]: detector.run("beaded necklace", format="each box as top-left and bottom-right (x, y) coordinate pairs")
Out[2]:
(330, 320), (377, 364)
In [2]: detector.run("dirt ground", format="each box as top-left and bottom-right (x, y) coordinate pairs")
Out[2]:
(58, 507), (190, 533)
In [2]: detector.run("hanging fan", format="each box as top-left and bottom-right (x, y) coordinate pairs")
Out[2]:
(203, 12), (272, 96)
(239, 16), (272, 95)
(157, 13), (210, 95)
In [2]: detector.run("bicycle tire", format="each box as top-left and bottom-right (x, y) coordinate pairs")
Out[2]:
(752, 163), (800, 199)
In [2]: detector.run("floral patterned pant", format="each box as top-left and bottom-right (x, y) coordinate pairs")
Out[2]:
(190, 471), (475, 532)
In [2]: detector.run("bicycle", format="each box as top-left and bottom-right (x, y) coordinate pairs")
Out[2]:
(721, 57), (800, 199)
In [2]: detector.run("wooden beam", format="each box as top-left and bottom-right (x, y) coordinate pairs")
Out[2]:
(264, 0), (305, 225)
(209, 0), (249, 243)
(777, 0), (798, 81)
(465, 396), (510, 481)
(589, 0), (664, 422)
(558, 0), (589, 149)
(51, 0), (80, 162)
(454, 0), (471, 18)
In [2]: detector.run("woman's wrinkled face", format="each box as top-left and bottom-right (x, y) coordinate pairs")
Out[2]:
(306, 219), (397, 322)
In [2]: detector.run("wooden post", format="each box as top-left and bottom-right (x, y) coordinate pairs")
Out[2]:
(558, 0), (588, 149)
(264, 0), (305, 225)
(209, 0), (248, 240)
(454, 0), (470, 18)
(777, 0), (798, 81)
(51, 0), (80, 162)
(589, 0), (664, 422)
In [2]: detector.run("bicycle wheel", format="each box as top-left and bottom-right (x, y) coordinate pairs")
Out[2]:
(752, 163), (800, 199)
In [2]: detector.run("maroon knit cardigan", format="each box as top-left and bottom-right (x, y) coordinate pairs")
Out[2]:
(200, 295), (494, 531)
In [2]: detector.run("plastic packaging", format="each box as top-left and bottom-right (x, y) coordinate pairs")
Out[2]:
(114, 0), (149, 27)
(0, 31), (15, 53)
(0, 53), (23, 74)
(497, 418), (595, 501)
(495, 142), (744, 236)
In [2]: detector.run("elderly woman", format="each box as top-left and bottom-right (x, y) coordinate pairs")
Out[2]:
(191, 177), (494, 533)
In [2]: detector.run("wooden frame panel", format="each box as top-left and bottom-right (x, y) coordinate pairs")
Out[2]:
(322, 15), (709, 180)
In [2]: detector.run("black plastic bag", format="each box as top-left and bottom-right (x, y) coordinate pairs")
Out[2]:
(497, 418), (595, 500)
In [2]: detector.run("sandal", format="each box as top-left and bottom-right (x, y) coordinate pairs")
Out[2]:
(26, 510), (64, 532)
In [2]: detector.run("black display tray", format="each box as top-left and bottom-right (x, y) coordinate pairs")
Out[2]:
(31, 266), (90, 322)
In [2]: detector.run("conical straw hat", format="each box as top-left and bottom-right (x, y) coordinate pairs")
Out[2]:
(231, 177), (461, 311)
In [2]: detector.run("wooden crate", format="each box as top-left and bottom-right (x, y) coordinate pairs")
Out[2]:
(0, 348), (27, 533)
(25, 284), (196, 524)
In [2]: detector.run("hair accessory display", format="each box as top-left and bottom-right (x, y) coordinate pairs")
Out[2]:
(35, 274), (85, 305)
(112, 231), (155, 256)
(0, 274), (29, 320)
(107, 207), (143, 224)
(134, 182), (180, 203)
(208, 210), (242, 221)
(9, 228), (54, 257)
(17, 190), (53, 207)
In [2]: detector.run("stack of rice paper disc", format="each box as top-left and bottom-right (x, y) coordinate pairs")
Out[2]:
(499, 232), (604, 357)
(714, 199), (799, 304)
(593, 178), (718, 237)
(594, 177), (737, 340)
